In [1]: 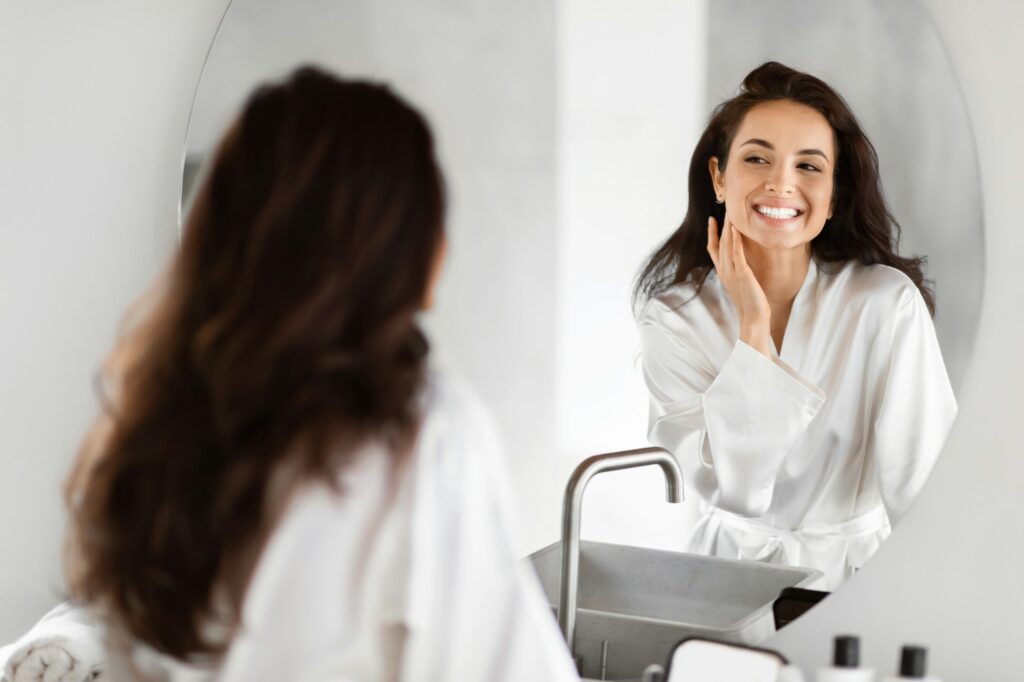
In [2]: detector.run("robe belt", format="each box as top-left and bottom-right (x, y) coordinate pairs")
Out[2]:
(700, 503), (890, 565)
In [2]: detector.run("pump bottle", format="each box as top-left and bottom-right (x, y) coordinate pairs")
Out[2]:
(816, 635), (875, 682)
(881, 645), (942, 682)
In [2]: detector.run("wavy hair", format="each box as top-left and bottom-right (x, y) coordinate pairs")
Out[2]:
(64, 66), (445, 658)
(634, 61), (933, 314)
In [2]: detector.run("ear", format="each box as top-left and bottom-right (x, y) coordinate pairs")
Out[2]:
(422, 232), (447, 310)
(708, 157), (725, 200)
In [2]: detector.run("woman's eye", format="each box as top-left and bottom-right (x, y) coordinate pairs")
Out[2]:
(799, 163), (822, 172)
(744, 156), (767, 165)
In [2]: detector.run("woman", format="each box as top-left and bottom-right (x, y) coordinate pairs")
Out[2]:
(57, 67), (578, 681)
(634, 62), (957, 589)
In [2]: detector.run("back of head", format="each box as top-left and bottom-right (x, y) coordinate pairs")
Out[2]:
(634, 61), (932, 313)
(64, 66), (445, 659)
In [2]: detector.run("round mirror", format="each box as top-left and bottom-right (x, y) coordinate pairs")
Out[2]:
(180, 0), (982, 672)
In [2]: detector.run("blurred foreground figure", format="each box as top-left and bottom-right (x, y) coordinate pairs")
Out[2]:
(57, 66), (578, 682)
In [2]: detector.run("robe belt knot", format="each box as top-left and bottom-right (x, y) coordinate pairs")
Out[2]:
(701, 503), (890, 567)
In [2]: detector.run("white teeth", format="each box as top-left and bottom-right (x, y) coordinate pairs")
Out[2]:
(756, 205), (799, 219)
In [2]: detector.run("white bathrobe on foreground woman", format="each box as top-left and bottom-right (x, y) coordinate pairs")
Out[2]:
(3, 373), (579, 682)
(639, 259), (958, 589)
(0, 603), (104, 682)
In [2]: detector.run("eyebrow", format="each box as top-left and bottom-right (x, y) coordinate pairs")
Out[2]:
(739, 138), (830, 162)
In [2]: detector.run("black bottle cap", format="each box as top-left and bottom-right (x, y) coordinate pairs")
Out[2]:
(833, 635), (860, 668)
(900, 645), (928, 678)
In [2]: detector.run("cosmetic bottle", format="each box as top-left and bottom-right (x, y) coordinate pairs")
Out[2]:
(880, 645), (942, 682)
(816, 635), (875, 682)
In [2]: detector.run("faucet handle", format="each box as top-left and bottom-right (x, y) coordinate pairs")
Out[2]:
(642, 663), (665, 682)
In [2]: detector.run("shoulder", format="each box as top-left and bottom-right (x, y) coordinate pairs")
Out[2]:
(820, 261), (922, 311)
(638, 274), (722, 329)
(418, 369), (497, 439)
(413, 368), (505, 485)
(639, 289), (683, 324)
(412, 368), (523, 549)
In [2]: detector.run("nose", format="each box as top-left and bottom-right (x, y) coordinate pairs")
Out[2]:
(765, 164), (796, 196)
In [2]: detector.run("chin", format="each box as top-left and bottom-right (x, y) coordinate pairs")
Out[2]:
(742, 221), (822, 252)
(736, 225), (798, 251)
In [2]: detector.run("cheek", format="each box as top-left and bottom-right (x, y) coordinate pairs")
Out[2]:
(811, 182), (834, 213)
(723, 175), (754, 221)
(805, 189), (832, 236)
(723, 196), (751, 229)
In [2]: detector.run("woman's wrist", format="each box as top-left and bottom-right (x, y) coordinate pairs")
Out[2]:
(740, 322), (772, 357)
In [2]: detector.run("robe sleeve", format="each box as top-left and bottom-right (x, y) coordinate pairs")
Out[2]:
(0, 602), (105, 682)
(638, 301), (826, 517)
(870, 287), (957, 525)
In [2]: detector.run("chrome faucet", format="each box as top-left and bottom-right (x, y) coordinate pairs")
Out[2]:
(557, 446), (684, 658)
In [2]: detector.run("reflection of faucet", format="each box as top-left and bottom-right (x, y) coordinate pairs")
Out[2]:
(558, 446), (684, 657)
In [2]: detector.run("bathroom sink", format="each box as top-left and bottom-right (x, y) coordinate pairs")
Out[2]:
(529, 540), (822, 681)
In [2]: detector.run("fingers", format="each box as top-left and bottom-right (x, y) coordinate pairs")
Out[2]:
(719, 215), (733, 271)
(709, 214), (750, 276)
(706, 217), (720, 270)
(731, 217), (745, 270)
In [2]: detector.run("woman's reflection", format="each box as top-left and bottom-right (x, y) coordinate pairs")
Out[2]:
(633, 62), (957, 589)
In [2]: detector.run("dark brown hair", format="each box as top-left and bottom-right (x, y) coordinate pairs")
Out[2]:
(634, 61), (933, 314)
(64, 66), (445, 658)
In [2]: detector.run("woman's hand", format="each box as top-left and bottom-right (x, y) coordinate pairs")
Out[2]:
(707, 215), (773, 357)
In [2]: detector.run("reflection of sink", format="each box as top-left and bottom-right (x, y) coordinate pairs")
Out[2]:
(530, 540), (823, 681)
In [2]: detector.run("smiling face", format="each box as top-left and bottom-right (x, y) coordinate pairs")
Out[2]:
(709, 99), (836, 253)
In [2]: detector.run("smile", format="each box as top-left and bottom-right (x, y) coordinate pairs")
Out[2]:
(755, 205), (803, 220)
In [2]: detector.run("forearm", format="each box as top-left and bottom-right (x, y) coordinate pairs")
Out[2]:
(648, 341), (825, 516)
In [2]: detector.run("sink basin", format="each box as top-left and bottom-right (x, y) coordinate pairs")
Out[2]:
(529, 540), (823, 680)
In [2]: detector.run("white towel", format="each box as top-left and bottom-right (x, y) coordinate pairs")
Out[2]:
(1, 603), (105, 682)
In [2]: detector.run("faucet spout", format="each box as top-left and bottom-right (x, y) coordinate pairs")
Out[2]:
(556, 446), (684, 658)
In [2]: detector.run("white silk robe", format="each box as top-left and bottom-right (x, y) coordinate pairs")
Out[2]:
(106, 373), (579, 682)
(638, 259), (957, 589)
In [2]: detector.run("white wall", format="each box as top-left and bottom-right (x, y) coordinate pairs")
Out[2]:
(0, 2), (229, 640)
(769, 2), (1023, 679)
